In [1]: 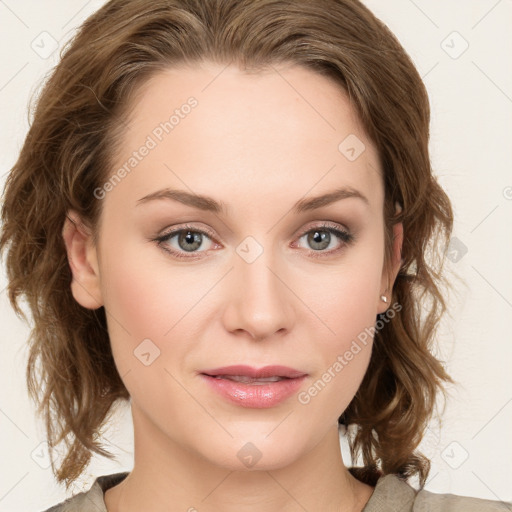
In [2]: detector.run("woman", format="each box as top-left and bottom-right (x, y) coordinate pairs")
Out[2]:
(1, 0), (508, 510)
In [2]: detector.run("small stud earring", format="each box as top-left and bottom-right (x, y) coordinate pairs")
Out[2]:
(380, 295), (388, 303)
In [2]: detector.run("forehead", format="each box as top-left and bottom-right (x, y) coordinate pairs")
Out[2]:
(109, 62), (383, 214)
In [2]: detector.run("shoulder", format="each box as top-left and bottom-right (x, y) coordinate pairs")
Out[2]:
(363, 474), (511, 512)
(40, 472), (129, 512)
(414, 487), (512, 512)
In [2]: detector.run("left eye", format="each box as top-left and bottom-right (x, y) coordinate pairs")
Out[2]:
(296, 226), (354, 253)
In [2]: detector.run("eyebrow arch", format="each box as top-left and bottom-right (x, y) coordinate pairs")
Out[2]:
(294, 187), (369, 212)
(136, 186), (369, 214)
(137, 188), (227, 213)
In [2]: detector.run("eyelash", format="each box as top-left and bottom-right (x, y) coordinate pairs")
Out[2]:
(152, 222), (356, 260)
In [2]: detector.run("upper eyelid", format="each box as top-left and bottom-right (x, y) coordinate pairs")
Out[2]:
(158, 220), (349, 240)
(296, 221), (349, 236)
(156, 221), (351, 249)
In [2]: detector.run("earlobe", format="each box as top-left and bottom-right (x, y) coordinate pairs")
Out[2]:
(61, 210), (103, 309)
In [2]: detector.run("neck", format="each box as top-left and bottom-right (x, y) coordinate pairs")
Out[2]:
(105, 406), (374, 512)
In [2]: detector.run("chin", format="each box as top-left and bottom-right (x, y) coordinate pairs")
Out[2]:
(196, 429), (311, 472)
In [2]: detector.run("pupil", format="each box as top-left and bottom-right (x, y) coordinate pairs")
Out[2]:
(309, 230), (330, 250)
(180, 231), (202, 252)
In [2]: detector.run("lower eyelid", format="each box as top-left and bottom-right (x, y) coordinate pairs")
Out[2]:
(158, 229), (216, 248)
(154, 224), (353, 258)
(294, 228), (352, 249)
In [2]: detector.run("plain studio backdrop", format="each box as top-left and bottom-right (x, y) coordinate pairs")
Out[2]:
(0, 1), (511, 511)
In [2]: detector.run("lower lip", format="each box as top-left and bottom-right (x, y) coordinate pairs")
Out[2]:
(200, 374), (307, 408)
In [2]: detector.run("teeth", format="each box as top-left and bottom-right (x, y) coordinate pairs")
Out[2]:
(214, 375), (285, 383)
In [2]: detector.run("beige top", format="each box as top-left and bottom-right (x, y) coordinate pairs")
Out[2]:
(42, 471), (511, 511)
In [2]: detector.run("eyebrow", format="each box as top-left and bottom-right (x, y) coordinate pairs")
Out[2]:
(136, 186), (369, 213)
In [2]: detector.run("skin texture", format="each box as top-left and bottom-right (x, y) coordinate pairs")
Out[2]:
(62, 62), (403, 512)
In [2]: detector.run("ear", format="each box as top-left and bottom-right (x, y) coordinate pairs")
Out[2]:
(377, 220), (403, 314)
(62, 210), (103, 309)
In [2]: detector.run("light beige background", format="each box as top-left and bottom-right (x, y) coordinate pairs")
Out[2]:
(1, 1), (511, 510)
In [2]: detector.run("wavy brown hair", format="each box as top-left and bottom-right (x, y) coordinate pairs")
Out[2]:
(1, 0), (454, 490)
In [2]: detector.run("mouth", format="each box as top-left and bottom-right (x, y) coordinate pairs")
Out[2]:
(199, 365), (308, 408)
(201, 364), (307, 380)
(206, 375), (289, 384)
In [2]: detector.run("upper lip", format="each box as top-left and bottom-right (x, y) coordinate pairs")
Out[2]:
(201, 365), (307, 379)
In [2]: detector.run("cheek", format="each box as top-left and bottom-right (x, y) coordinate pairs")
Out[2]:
(297, 278), (377, 419)
(100, 232), (206, 334)
(307, 262), (382, 340)
(99, 239), (224, 378)
(98, 246), (188, 371)
(103, 264), (171, 338)
(99, 252), (208, 417)
(299, 225), (384, 329)
(296, 258), (382, 407)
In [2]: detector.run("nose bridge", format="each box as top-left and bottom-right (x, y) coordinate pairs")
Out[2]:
(223, 239), (294, 340)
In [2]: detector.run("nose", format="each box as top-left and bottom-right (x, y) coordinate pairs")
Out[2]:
(221, 248), (295, 341)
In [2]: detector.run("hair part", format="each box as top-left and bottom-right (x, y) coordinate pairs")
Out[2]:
(1, 0), (454, 489)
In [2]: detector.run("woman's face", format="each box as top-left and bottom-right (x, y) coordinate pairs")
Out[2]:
(72, 62), (400, 470)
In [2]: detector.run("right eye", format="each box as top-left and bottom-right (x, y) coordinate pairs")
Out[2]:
(153, 224), (220, 259)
